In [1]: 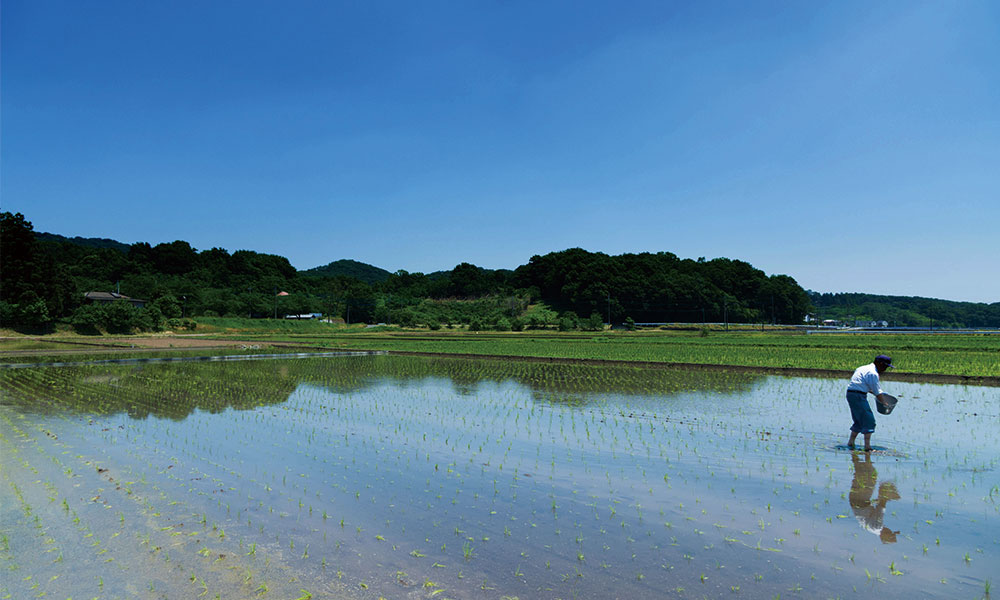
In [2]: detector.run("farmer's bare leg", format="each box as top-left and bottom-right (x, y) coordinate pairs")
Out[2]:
(848, 431), (858, 448)
(863, 433), (872, 452)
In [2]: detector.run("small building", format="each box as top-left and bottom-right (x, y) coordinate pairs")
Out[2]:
(84, 291), (146, 308)
(284, 313), (322, 320)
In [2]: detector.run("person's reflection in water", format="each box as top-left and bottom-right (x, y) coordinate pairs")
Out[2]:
(849, 453), (901, 543)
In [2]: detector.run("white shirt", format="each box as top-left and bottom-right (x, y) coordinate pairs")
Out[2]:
(848, 363), (884, 396)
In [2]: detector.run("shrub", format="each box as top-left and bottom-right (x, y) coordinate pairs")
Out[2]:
(151, 295), (182, 319)
(395, 309), (417, 328)
(70, 304), (106, 334)
(558, 317), (577, 331)
(0, 301), (16, 327)
(494, 317), (511, 331)
(103, 300), (141, 334)
(510, 317), (525, 332)
(18, 298), (52, 329)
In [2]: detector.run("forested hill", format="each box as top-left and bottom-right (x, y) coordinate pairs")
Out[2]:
(301, 259), (391, 284)
(808, 292), (1000, 328)
(10, 209), (990, 331)
(514, 248), (811, 325)
(35, 232), (131, 253)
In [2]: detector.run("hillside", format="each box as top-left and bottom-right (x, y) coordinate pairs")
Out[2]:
(300, 259), (391, 284)
(808, 291), (1000, 328)
(7, 210), (995, 332)
(35, 232), (130, 253)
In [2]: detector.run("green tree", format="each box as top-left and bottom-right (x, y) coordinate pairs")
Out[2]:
(70, 304), (106, 334)
(0, 212), (72, 327)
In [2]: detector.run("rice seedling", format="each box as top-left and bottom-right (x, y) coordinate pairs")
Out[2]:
(1, 352), (996, 599)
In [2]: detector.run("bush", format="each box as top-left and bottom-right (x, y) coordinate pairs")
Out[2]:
(103, 300), (141, 334)
(494, 317), (511, 331)
(468, 318), (484, 331)
(625, 317), (636, 331)
(558, 316), (577, 331)
(586, 312), (604, 331)
(138, 306), (164, 332)
(0, 301), (16, 327)
(151, 295), (182, 319)
(426, 319), (441, 331)
(699, 325), (711, 337)
(395, 309), (418, 328)
(510, 317), (525, 332)
(70, 304), (106, 334)
(174, 319), (198, 331)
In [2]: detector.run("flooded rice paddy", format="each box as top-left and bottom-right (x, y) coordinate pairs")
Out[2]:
(1, 354), (997, 599)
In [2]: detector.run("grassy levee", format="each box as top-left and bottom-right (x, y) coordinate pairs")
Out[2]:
(204, 329), (1000, 380)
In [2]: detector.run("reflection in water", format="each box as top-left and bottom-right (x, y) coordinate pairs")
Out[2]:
(0, 354), (763, 420)
(849, 453), (901, 543)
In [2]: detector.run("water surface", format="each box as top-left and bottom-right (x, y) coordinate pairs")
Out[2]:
(1, 355), (996, 599)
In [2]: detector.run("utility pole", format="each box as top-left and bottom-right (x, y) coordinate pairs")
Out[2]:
(723, 297), (728, 332)
(607, 291), (611, 328)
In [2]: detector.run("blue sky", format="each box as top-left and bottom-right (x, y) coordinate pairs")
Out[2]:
(3, 1), (998, 303)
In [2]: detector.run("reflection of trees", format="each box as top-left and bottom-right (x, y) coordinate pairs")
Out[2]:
(849, 453), (901, 543)
(305, 356), (763, 408)
(0, 354), (764, 421)
(1, 362), (300, 420)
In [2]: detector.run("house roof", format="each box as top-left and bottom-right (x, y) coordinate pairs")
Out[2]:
(84, 291), (146, 303)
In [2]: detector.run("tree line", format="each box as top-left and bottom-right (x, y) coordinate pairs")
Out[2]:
(808, 292), (1000, 328)
(3, 211), (819, 333)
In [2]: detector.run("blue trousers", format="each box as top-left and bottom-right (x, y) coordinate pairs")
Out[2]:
(847, 390), (875, 434)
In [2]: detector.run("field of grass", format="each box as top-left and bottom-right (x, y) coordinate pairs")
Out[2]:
(182, 315), (353, 334)
(4, 322), (997, 379)
(208, 330), (1000, 378)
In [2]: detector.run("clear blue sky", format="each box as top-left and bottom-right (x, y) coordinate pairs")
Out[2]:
(3, 1), (998, 303)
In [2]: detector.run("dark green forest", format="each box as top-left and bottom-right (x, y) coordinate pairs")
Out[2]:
(808, 292), (1000, 329)
(2, 212), (996, 333)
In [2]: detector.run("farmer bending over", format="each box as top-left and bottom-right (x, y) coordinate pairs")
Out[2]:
(846, 354), (893, 452)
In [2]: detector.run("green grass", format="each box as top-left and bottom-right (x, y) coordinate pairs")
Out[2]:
(0, 339), (84, 352)
(5, 321), (996, 378)
(208, 330), (999, 378)
(187, 316), (353, 334)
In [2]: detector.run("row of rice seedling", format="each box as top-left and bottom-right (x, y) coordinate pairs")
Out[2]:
(1, 353), (996, 598)
(250, 331), (1000, 377)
